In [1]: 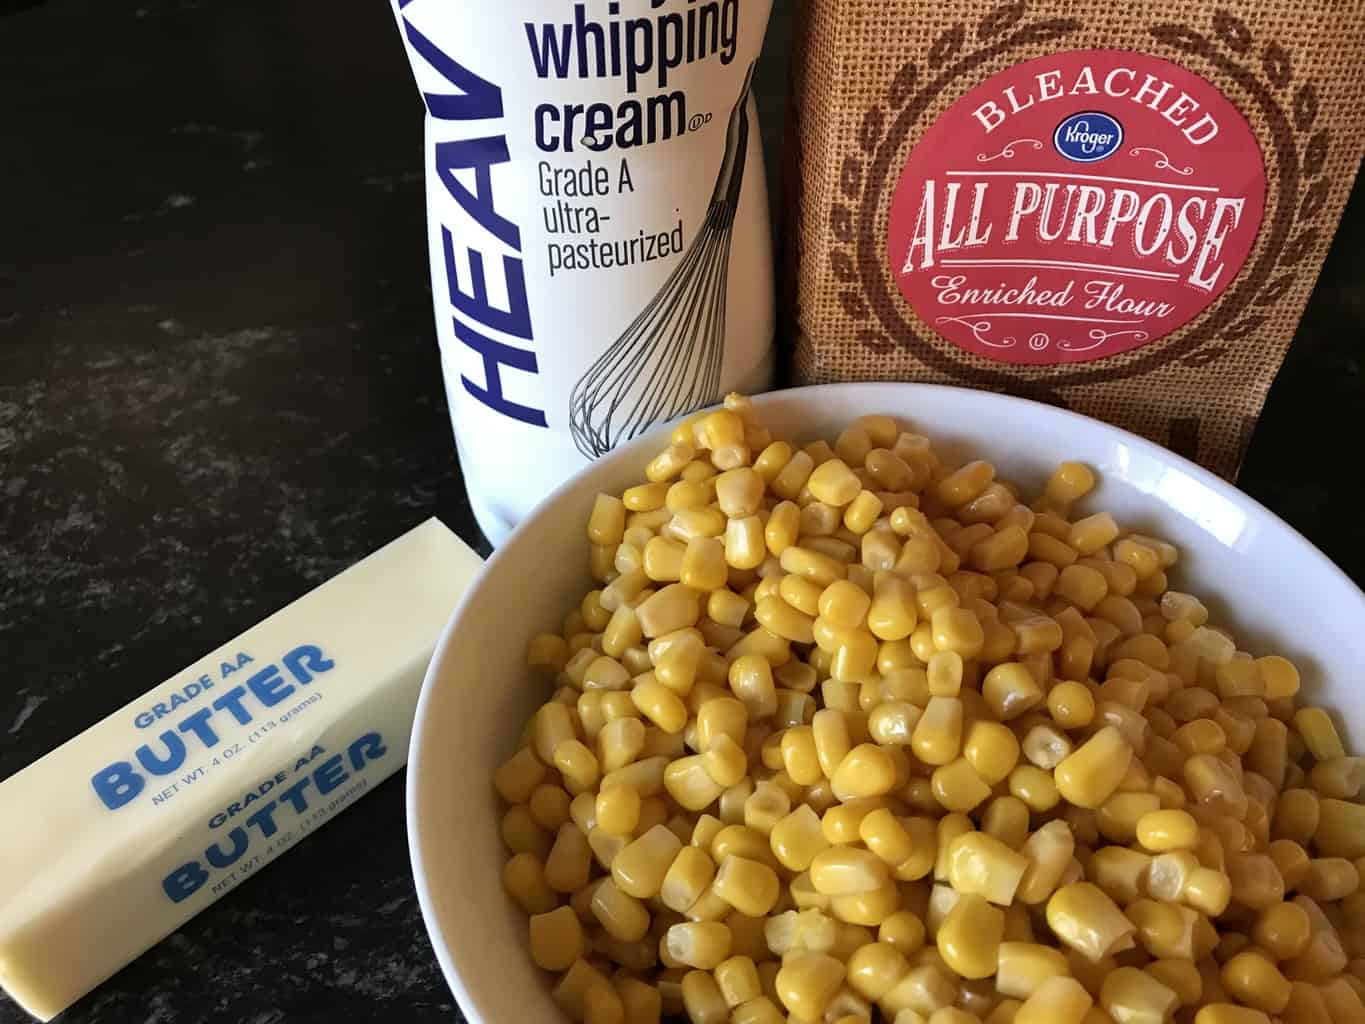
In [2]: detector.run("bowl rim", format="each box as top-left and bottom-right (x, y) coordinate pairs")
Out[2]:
(406, 381), (1365, 1019)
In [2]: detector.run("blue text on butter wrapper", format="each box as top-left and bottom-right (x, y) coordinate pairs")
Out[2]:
(90, 644), (336, 811)
(161, 731), (388, 903)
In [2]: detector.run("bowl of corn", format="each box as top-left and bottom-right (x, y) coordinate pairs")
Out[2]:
(408, 382), (1365, 1024)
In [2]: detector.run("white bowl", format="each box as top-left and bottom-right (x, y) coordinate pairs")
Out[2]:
(407, 382), (1365, 1023)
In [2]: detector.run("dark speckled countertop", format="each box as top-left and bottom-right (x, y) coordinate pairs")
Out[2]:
(1, 2), (1362, 1022)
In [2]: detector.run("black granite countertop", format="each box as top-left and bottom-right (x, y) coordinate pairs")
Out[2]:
(2, 2), (1363, 1022)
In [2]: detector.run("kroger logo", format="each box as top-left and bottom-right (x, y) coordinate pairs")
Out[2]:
(1053, 111), (1123, 163)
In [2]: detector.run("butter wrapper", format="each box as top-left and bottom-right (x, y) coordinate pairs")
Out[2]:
(0, 518), (482, 1020)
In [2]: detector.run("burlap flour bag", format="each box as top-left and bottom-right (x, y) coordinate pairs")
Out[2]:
(786, 0), (1365, 476)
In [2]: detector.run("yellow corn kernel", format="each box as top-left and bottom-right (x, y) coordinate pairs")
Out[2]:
(869, 574), (919, 641)
(1220, 950), (1290, 1015)
(550, 739), (598, 795)
(769, 805), (830, 873)
(1014, 976), (1094, 1024)
(1137, 847), (1194, 902)
(831, 743), (898, 801)
(743, 780), (790, 836)
(878, 911), (927, 958)
(1085, 847), (1151, 905)
(663, 920), (732, 970)
(811, 846), (893, 898)
(1066, 513), (1118, 556)
(864, 702), (918, 749)
(771, 450), (816, 502)
(754, 594), (816, 644)
(751, 439), (793, 482)
(1007, 821), (1072, 907)
(931, 606), (985, 658)
(528, 785), (572, 833)
(806, 709), (851, 781)
(1313, 798), (1365, 858)
(996, 943), (1069, 1003)
(1042, 462), (1095, 504)
(843, 940), (910, 1002)
(706, 855), (779, 919)
(761, 500), (799, 558)
(590, 877), (651, 942)
(590, 783), (639, 836)
(769, 727), (819, 788)
(528, 905), (585, 973)
(1127, 899), (1198, 960)
(502, 804), (550, 859)
(1295, 706), (1346, 760)
(1007, 764), (1059, 814)
(927, 650), (964, 698)
(948, 830), (1030, 906)
(1319, 977), (1365, 1019)
(1096, 791), (1161, 844)
(1046, 883), (1135, 962)
(615, 977), (662, 1023)
(1019, 562), (1059, 602)
(844, 490), (884, 534)
(528, 631), (571, 674)
(829, 877), (901, 927)
(775, 952), (846, 1021)
(1053, 726), (1132, 809)
(889, 816), (937, 883)
(1046, 681), (1095, 730)
(935, 893), (1004, 981)
(816, 578), (871, 631)
(690, 701), (743, 759)
(681, 969), (728, 1024)
(1179, 865), (1231, 917)
(980, 662), (1043, 722)
(832, 628), (879, 683)
(714, 955), (762, 1008)
(932, 758), (993, 813)
(495, 746), (548, 805)
(728, 654), (777, 720)
(1022, 723), (1073, 772)
(1256, 655), (1300, 699)
(880, 962), (960, 1018)
(643, 536), (687, 583)
(656, 845), (715, 915)
(722, 516), (765, 571)
(635, 583), (701, 638)
(775, 576), (820, 620)
(1053, 564), (1109, 612)
(1099, 965), (1178, 1024)
(630, 679), (688, 734)
(908, 696), (962, 767)
(1300, 856), (1360, 901)
(608, 823), (681, 900)
(938, 461), (996, 507)
(850, 809), (910, 868)
(663, 755), (725, 811)
(1252, 901), (1311, 961)
(818, 798), (883, 848)
(835, 425), (875, 465)
(807, 458), (862, 507)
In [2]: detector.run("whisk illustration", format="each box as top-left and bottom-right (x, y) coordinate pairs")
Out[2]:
(568, 62), (758, 459)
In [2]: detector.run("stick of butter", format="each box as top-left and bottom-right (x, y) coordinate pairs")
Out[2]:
(0, 518), (482, 1020)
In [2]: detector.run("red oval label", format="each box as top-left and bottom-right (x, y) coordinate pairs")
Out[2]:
(887, 50), (1267, 364)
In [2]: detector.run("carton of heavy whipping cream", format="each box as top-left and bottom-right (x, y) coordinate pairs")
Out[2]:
(393, 0), (776, 545)
(0, 519), (482, 1021)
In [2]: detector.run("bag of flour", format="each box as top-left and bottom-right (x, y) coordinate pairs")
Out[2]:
(786, 0), (1365, 476)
